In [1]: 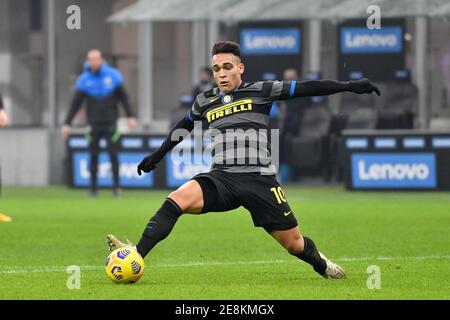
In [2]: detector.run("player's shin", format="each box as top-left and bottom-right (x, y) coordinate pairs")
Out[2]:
(136, 197), (182, 258)
(292, 236), (327, 276)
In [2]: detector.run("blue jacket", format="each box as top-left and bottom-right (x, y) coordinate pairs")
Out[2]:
(76, 62), (123, 98)
(65, 63), (134, 126)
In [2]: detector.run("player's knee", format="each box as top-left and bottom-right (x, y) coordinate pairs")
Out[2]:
(167, 190), (184, 210)
(285, 237), (304, 255)
(168, 189), (194, 213)
(168, 181), (204, 214)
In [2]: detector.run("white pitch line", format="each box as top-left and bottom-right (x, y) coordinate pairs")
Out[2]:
(335, 255), (450, 262)
(1, 255), (449, 275)
(158, 259), (289, 268)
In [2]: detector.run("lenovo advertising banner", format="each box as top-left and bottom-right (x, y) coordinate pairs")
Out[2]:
(343, 131), (450, 190)
(351, 153), (436, 189)
(234, 22), (303, 82)
(338, 19), (406, 81)
(67, 135), (211, 189)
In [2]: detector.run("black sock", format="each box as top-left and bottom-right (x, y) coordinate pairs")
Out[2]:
(136, 198), (182, 258)
(293, 236), (327, 275)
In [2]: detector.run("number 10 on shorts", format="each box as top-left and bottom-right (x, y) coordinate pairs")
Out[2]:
(270, 187), (286, 204)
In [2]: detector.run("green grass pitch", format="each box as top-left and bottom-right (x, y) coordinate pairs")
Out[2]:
(0, 186), (449, 300)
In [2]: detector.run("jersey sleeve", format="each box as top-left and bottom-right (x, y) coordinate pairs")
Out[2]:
(261, 80), (297, 101)
(186, 96), (203, 122)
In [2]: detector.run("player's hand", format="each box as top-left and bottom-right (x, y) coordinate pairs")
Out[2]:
(137, 153), (158, 176)
(127, 117), (137, 130)
(349, 78), (381, 96)
(0, 109), (9, 128)
(61, 124), (71, 138)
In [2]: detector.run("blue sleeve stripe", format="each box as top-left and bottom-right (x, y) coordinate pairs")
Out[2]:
(289, 80), (297, 97)
(186, 112), (193, 122)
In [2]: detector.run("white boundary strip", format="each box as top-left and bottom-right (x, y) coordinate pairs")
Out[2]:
(1, 255), (449, 275)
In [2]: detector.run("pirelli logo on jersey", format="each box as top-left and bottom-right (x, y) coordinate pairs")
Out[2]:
(206, 99), (253, 123)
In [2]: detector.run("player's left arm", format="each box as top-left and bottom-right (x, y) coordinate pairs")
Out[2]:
(271, 78), (380, 101)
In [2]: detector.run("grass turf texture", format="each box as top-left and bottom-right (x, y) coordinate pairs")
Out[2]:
(0, 186), (449, 300)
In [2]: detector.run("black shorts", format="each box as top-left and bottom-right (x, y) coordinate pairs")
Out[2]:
(192, 170), (298, 233)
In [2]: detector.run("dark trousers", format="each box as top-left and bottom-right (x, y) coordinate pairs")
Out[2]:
(88, 126), (120, 190)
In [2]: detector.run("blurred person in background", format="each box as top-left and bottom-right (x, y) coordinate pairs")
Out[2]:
(171, 94), (194, 128)
(186, 67), (215, 130)
(61, 49), (137, 197)
(0, 93), (9, 128)
(192, 67), (215, 98)
(0, 92), (11, 222)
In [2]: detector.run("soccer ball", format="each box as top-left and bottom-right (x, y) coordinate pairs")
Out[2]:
(105, 248), (145, 284)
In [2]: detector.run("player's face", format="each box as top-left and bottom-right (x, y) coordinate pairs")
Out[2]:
(212, 53), (244, 94)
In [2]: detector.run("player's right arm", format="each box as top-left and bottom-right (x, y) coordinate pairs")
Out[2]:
(61, 90), (86, 138)
(137, 98), (201, 175)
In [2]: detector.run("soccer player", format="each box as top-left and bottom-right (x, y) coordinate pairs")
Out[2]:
(62, 49), (137, 197)
(0, 93), (9, 128)
(107, 41), (380, 279)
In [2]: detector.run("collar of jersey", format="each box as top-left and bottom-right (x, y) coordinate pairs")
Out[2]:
(217, 82), (247, 96)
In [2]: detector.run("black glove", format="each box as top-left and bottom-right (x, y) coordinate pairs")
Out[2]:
(349, 78), (381, 96)
(137, 152), (161, 176)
